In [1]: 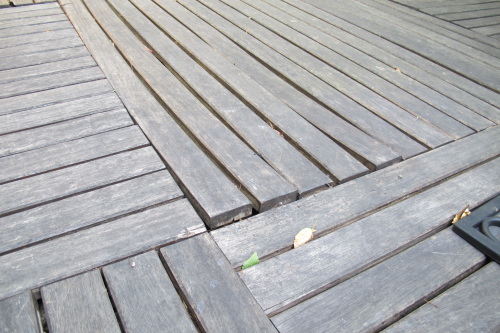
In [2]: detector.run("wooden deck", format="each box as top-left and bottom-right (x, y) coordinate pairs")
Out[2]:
(0, 0), (499, 332)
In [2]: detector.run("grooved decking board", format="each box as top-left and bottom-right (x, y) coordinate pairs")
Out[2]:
(193, 0), (454, 149)
(0, 35), (83, 58)
(0, 45), (88, 71)
(0, 4), (59, 18)
(212, 125), (500, 267)
(151, 0), (400, 170)
(0, 20), (72, 38)
(0, 292), (40, 333)
(0, 55), (96, 84)
(0, 79), (113, 115)
(424, 2), (500, 15)
(160, 234), (278, 333)
(438, 8), (500, 21)
(0, 126), (148, 183)
(247, 0), (494, 132)
(0, 199), (205, 300)
(0, 170), (182, 254)
(241, 158), (500, 315)
(62, 0), (253, 228)
(115, 0), (364, 185)
(0, 93), (123, 134)
(0, 66), (105, 99)
(0, 13), (66, 29)
(0, 109), (132, 157)
(41, 270), (121, 333)
(0, 28), (76, 49)
(385, 262), (500, 332)
(102, 251), (197, 333)
(456, 16), (500, 29)
(473, 24), (500, 36)
(173, 0), (426, 159)
(271, 228), (486, 332)
(0, 146), (164, 216)
(85, 0), (298, 212)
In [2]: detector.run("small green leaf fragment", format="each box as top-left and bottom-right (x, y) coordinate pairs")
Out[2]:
(241, 252), (259, 270)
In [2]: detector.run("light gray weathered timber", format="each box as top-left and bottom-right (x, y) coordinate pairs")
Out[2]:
(0, 28), (76, 49)
(0, 20), (72, 38)
(0, 45), (88, 71)
(0, 292), (40, 332)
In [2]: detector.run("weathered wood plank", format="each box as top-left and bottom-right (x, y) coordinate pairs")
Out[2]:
(0, 79), (113, 115)
(385, 262), (500, 332)
(172, 0), (426, 159)
(0, 4), (59, 20)
(473, 24), (500, 36)
(271, 228), (486, 332)
(102, 251), (197, 333)
(0, 92), (123, 134)
(241, 157), (500, 315)
(9, 0), (34, 6)
(0, 292), (40, 332)
(0, 13), (66, 29)
(41, 270), (121, 333)
(0, 28), (76, 49)
(160, 233), (277, 333)
(153, 0), (400, 170)
(0, 146), (164, 216)
(424, 2), (500, 15)
(212, 125), (500, 268)
(0, 199), (205, 300)
(62, 0), (253, 228)
(0, 126), (148, 183)
(0, 109), (132, 157)
(438, 8), (500, 21)
(0, 170), (182, 254)
(84, 0), (298, 212)
(456, 15), (500, 29)
(0, 20), (72, 38)
(0, 36), (82, 59)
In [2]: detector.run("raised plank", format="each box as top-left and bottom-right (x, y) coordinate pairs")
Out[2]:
(212, 125), (500, 267)
(160, 233), (277, 333)
(41, 270), (121, 333)
(173, 0), (426, 158)
(0, 20), (72, 38)
(0, 28), (76, 49)
(85, 0), (298, 212)
(0, 170), (182, 254)
(0, 66), (105, 99)
(0, 79), (113, 115)
(116, 0), (365, 185)
(152, 0), (401, 170)
(241, 157), (500, 315)
(0, 109), (132, 157)
(0, 146), (164, 216)
(0, 292), (40, 332)
(271, 228), (486, 332)
(0, 13), (66, 29)
(0, 92), (123, 134)
(0, 199), (205, 300)
(62, 0), (253, 228)
(102, 251), (197, 333)
(0, 126), (148, 183)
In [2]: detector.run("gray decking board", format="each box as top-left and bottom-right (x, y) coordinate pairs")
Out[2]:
(271, 228), (486, 332)
(0, 109), (132, 157)
(85, 0), (299, 212)
(0, 66), (105, 99)
(62, 0), (253, 228)
(456, 15), (500, 29)
(0, 292), (40, 333)
(0, 126), (148, 183)
(253, 0), (495, 131)
(0, 13), (66, 29)
(423, 2), (500, 15)
(473, 24), (500, 36)
(241, 157), (500, 315)
(0, 35), (83, 58)
(212, 125), (500, 268)
(0, 27), (76, 49)
(0, 20), (72, 38)
(195, 0), (455, 150)
(384, 262), (500, 332)
(0, 170), (183, 254)
(102, 251), (198, 333)
(438, 8), (500, 21)
(160, 233), (278, 333)
(175, 0), (427, 159)
(41, 270), (121, 333)
(0, 146), (164, 216)
(0, 199), (206, 300)
(0, 3), (59, 19)
(152, 0), (401, 170)
(108, 0), (337, 192)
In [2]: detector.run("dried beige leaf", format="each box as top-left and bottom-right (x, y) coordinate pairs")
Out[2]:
(395, 67), (401, 72)
(452, 207), (471, 224)
(294, 227), (315, 248)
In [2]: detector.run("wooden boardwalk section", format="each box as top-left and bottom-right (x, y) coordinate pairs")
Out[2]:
(0, 0), (499, 332)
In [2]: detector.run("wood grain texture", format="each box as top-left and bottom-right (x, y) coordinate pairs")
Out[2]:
(0, 109), (132, 157)
(212, 125), (500, 268)
(41, 270), (121, 333)
(160, 233), (277, 333)
(0, 28), (76, 49)
(0, 3), (57, 15)
(0, 199), (205, 300)
(0, 170), (183, 254)
(0, 292), (40, 333)
(0, 35), (83, 58)
(0, 146), (164, 215)
(457, 16), (500, 29)
(272, 228), (486, 332)
(0, 45), (88, 71)
(385, 262), (500, 333)
(103, 251), (197, 333)
(61, 0), (252, 227)
(0, 13), (66, 29)
(0, 20), (72, 38)
(241, 157), (500, 315)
